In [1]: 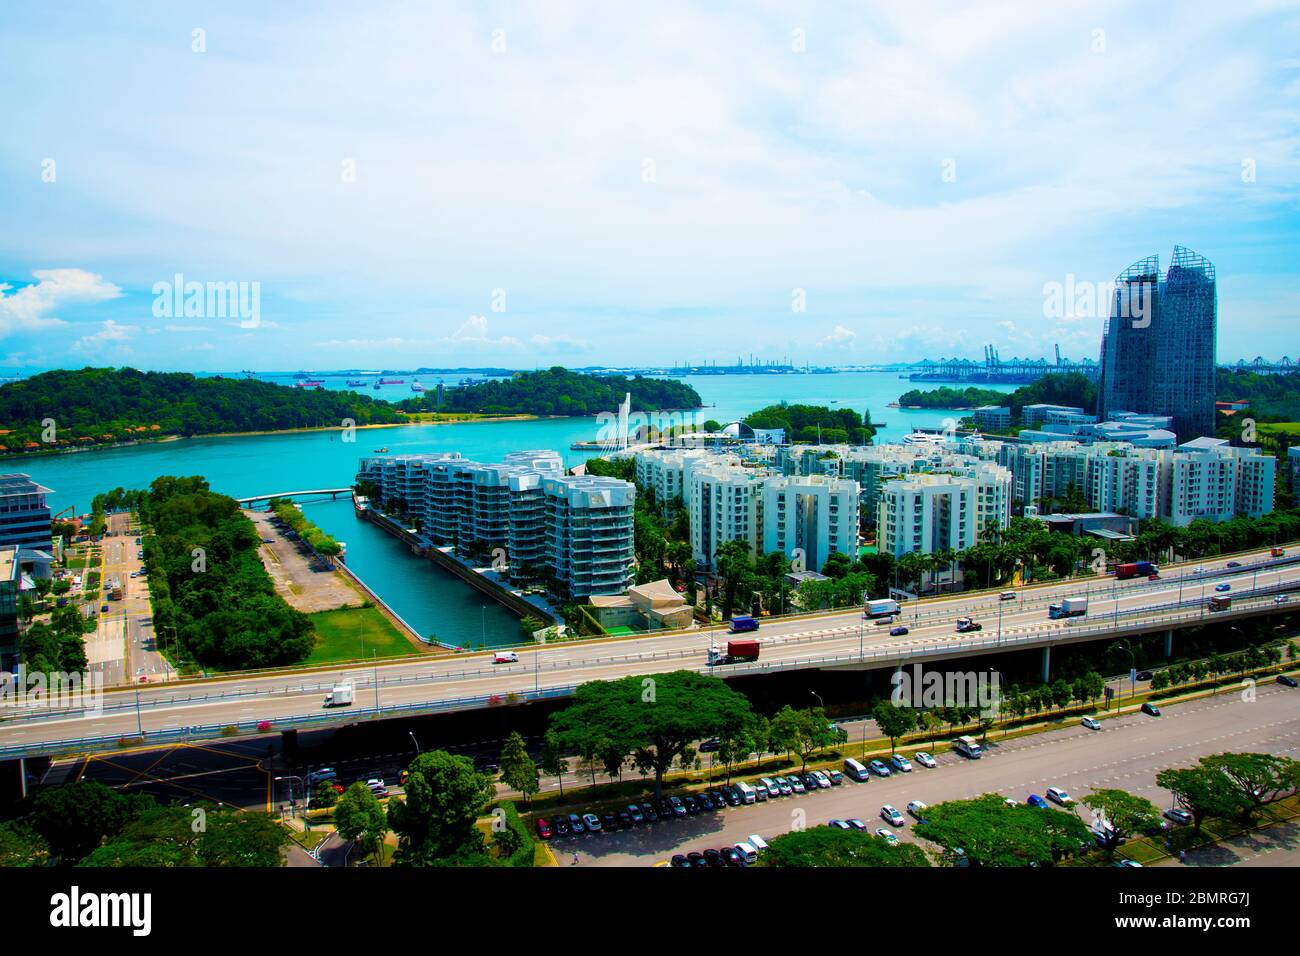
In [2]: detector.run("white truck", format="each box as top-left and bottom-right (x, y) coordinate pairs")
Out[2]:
(865, 598), (901, 618)
(953, 735), (984, 759)
(1049, 596), (1088, 620)
(323, 682), (355, 707)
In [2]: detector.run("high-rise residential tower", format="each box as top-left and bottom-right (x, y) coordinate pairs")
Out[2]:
(1097, 246), (1217, 440)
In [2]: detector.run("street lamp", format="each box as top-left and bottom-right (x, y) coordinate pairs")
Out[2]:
(409, 731), (421, 755)
(810, 690), (824, 710)
(1114, 640), (1136, 701)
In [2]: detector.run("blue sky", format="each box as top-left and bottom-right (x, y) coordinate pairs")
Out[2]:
(2, 1), (1298, 372)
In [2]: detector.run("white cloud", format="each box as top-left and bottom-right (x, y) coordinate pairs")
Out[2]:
(0, 268), (121, 337)
(817, 325), (857, 349)
(446, 315), (523, 351)
(72, 319), (138, 352)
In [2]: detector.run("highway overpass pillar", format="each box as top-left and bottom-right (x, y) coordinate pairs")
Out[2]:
(1041, 646), (1051, 683)
(281, 728), (299, 759)
(1164, 630), (1174, 658)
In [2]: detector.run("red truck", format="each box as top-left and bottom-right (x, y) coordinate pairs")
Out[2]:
(1115, 561), (1158, 580)
(708, 639), (760, 666)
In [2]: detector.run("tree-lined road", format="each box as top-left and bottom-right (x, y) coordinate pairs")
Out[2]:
(2, 547), (1297, 756)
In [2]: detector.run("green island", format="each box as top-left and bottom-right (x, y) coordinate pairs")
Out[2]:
(0, 366), (701, 455)
(898, 372), (1097, 423)
(398, 365), (700, 417)
(742, 402), (877, 444)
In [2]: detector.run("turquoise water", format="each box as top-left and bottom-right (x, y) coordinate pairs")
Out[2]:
(17, 372), (1012, 647)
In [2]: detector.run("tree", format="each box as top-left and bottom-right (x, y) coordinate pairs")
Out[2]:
(1155, 765), (1250, 831)
(539, 730), (568, 797)
(388, 750), (495, 866)
(0, 821), (48, 867)
(77, 803), (289, 867)
(872, 701), (918, 754)
(914, 793), (1092, 867)
(312, 781), (339, 810)
(770, 705), (838, 772)
(549, 671), (754, 798)
(31, 780), (147, 863)
(334, 783), (390, 864)
(1081, 789), (1161, 851)
(763, 827), (930, 867)
(500, 731), (540, 806)
(1214, 752), (1300, 819)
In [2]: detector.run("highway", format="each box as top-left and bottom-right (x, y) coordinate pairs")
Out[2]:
(2, 546), (1298, 756)
(565, 681), (1300, 867)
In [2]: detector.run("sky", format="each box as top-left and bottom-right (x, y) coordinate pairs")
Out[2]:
(1, 1), (1298, 373)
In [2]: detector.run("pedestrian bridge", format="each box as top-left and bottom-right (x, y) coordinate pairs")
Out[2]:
(237, 488), (353, 507)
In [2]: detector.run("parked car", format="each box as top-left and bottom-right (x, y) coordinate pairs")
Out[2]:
(670, 854), (690, 868)
(1141, 702), (1162, 717)
(580, 812), (600, 832)
(889, 626), (910, 636)
(760, 777), (781, 797)
(774, 777), (793, 796)
(535, 818), (552, 840)
(752, 782), (768, 802)
(696, 792), (716, 811)
(789, 776), (807, 795)
(1114, 859), (1143, 868)
(1026, 794), (1049, 809)
(913, 751), (937, 769)
(699, 738), (722, 752)
(844, 818), (867, 830)
(616, 810), (633, 828)
(702, 848), (724, 867)
(881, 805), (905, 827)
(627, 804), (644, 824)
(668, 796), (687, 818)
(875, 828), (898, 844)
(722, 786), (742, 806)
(719, 846), (745, 867)
(868, 759), (892, 777)
(683, 795), (700, 815)
(826, 770), (844, 786)
(1278, 675), (1299, 688)
(1081, 716), (1101, 730)
(567, 813), (586, 834)
(553, 816), (571, 836)
(686, 851), (705, 867)
(890, 754), (913, 773)
(827, 818), (852, 829)
(1046, 787), (1073, 806)
(747, 834), (770, 853)
(600, 812), (618, 831)
(811, 770), (832, 789)
(906, 800), (928, 818)
(640, 802), (659, 823)
(1163, 808), (1192, 825)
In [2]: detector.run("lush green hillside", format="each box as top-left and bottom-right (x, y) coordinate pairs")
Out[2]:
(1217, 370), (1300, 421)
(744, 403), (876, 444)
(897, 385), (1006, 408)
(899, 372), (1097, 426)
(0, 367), (401, 452)
(399, 366), (700, 417)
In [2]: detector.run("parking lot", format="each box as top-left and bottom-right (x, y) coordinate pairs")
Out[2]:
(550, 683), (1300, 866)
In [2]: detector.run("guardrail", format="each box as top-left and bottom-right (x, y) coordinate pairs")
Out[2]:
(5, 577), (1298, 725)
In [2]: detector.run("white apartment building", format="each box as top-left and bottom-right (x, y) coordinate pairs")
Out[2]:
(1166, 438), (1275, 526)
(356, 449), (634, 597)
(877, 463), (1011, 557)
(634, 447), (714, 506)
(689, 462), (767, 570)
(762, 474), (860, 573)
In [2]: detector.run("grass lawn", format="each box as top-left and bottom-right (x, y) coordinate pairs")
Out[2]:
(306, 604), (418, 664)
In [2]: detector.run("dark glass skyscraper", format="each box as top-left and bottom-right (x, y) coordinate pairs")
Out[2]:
(1097, 246), (1217, 440)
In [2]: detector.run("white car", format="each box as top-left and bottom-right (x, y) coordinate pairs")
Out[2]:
(1046, 786), (1073, 806)
(493, 651), (519, 664)
(1081, 716), (1101, 730)
(890, 754), (913, 773)
(913, 751), (937, 769)
(906, 800), (928, 818)
(811, 770), (832, 789)
(881, 805), (906, 827)
(1004, 798), (1019, 807)
(747, 834), (769, 853)
(582, 813), (602, 832)
(875, 828), (898, 844)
